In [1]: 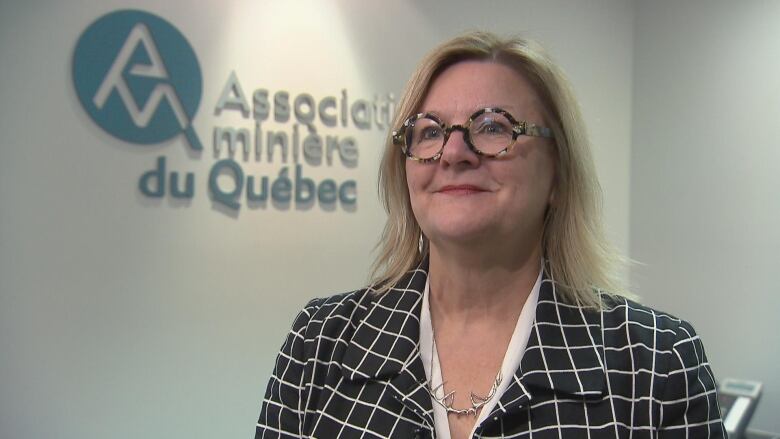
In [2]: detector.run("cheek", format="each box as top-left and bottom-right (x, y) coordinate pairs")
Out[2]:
(504, 156), (555, 206)
(519, 146), (556, 190)
(404, 163), (429, 197)
(404, 168), (420, 213)
(404, 164), (415, 199)
(541, 154), (557, 202)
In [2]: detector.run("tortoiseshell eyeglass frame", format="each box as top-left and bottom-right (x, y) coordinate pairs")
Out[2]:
(391, 107), (553, 163)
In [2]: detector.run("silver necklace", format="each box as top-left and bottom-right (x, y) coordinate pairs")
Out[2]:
(424, 338), (502, 417)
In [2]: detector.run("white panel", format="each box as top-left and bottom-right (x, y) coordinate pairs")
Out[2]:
(724, 397), (751, 433)
(631, 0), (780, 433)
(0, 1), (635, 438)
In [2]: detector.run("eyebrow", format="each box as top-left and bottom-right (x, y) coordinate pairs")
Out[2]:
(418, 105), (538, 122)
(420, 105), (520, 116)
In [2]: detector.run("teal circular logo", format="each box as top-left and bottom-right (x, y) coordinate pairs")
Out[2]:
(73, 9), (202, 149)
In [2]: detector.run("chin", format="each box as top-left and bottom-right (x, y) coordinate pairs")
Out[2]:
(425, 218), (496, 245)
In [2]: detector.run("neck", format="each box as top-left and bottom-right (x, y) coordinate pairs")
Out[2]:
(427, 238), (542, 329)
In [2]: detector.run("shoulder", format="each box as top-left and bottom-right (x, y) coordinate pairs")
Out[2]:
(591, 294), (723, 434)
(288, 287), (378, 341)
(291, 262), (429, 340)
(593, 294), (717, 401)
(599, 294), (686, 331)
(596, 293), (706, 362)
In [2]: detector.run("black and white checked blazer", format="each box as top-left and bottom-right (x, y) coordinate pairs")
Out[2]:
(255, 260), (725, 438)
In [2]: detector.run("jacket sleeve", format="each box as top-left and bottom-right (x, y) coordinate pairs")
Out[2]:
(658, 319), (727, 438)
(255, 300), (320, 439)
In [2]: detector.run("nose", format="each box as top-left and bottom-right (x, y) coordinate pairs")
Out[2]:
(440, 126), (479, 167)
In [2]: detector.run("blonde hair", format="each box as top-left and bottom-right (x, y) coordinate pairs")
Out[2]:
(370, 31), (627, 307)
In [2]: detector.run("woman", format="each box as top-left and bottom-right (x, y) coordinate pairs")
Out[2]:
(255, 32), (725, 438)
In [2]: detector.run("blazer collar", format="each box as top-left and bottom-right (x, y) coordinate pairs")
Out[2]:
(487, 275), (607, 418)
(340, 258), (432, 425)
(341, 259), (428, 382)
(521, 276), (606, 396)
(341, 259), (606, 417)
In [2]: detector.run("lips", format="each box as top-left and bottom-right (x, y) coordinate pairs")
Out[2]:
(435, 184), (488, 195)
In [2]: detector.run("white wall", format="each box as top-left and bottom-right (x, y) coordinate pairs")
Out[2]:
(0, 1), (635, 438)
(631, 0), (780, 433)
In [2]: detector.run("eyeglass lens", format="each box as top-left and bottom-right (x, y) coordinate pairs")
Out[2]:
(406, 112), (515, 159)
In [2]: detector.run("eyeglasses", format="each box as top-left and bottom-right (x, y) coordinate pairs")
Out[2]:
(392, 107), (553, 162)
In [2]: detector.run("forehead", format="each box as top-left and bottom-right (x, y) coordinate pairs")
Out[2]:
(421, 60), (545, 121)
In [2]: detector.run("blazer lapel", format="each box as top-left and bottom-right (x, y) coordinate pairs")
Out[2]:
(339, 261), (607, 426)
(340, 259), (434, 426)
(487, 274), (607, 419)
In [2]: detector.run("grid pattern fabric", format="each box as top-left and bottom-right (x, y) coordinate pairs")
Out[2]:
(255, 260), (725, 438)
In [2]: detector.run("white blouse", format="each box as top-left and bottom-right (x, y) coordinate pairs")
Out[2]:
(419, 268), (542, 439)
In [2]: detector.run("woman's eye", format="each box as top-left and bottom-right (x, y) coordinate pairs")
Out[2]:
(486, 123), (503, 133)
(420, 127), (442, 140)
(476, 121), (506, 135)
